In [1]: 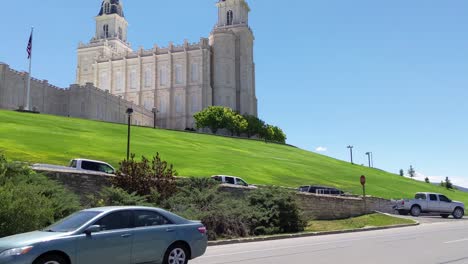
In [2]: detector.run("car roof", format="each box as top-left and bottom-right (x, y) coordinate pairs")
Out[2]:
(82, 206), (161, 213)
(212, 175), (241, 178)
(72, 159), (113, 165)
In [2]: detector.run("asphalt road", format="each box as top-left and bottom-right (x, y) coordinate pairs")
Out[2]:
(192, 218), (468, 264)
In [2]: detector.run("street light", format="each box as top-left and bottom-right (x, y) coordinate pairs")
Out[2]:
(347, 145), (354, 164)
(152, 108), (159, 129)
(126, 108), (133, 160)
(365, 152), (372, 168)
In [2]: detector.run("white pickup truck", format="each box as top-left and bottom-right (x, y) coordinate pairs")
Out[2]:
(394, 192), (465, 219)
(32, 159), (115, 175)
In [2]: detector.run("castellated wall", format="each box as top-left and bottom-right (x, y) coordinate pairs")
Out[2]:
(0, 62), (153, 126)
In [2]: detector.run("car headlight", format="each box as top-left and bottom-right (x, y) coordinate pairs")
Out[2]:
(0, 246), (34, 257)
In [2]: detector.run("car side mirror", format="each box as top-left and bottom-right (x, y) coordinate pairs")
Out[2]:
(84, 225), (101, 235)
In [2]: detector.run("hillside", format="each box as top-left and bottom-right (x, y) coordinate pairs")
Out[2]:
(1, 109), (467, 204)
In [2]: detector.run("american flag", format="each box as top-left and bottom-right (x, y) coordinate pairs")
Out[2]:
(27, 32), (33, 59)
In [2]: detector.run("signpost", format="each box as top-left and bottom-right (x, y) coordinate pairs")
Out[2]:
(360, 175), (367, 212)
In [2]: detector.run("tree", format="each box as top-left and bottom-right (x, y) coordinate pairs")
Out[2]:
(193, 106), (228, 134)
(243, 115), (265, 138)
(445, 177), (453, 190)
(271, 126), (287, 144)
(425, 177), (430, 183)
(259, 124), (275, 142)
(225, 111), (248, 136)
(408, 166), (416, 178)
(399, 169), (404, 177)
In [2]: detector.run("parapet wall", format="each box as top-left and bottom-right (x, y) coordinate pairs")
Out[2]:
(0, 62), (153, 126)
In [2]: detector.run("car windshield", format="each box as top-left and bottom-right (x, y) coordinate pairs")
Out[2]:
(44, 211), (101, 232)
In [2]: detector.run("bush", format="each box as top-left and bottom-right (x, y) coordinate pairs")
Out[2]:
(113, 153), (177, 203)
(248, 187), (306, 235)
(0, 154), (81, 237)
(87, 186), (151, 207)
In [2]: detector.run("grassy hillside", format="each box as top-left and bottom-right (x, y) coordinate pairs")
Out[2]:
(1, 109), (467, 204)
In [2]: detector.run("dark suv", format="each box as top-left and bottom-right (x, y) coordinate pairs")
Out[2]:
(299, 185), (344, 196)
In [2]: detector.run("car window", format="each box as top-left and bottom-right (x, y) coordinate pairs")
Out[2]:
(236, 178), (248, 186)
(45, 211), (101, 232)
(439, 195), (451, 203)
(134, 210), (173, 227)
(225, 177), (235, 184)
(212, 176), (221, 182)
(81, 161), (99, 171)
(70, 160), (77, 168)
(415, 193), (427, 200)
(98, 164), (114, 174)
(429, 194), (438, 201)
(95, 211), (133, 231)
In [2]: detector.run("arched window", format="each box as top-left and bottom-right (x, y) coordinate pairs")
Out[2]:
(103, 24), (109, 38)
(227, 10), (233, 25)
(104, 2), (111, 14)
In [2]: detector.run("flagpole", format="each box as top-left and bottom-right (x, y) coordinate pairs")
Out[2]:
(26, 27), (33, 111)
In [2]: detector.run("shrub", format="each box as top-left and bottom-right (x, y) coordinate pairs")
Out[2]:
(113, 153), (177, 203)
(0, 154), (81, 237)
(247, 187), (306, 235)
(87, 186), (151, 207)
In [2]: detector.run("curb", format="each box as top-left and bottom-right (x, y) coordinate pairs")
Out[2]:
(207, 222), (419, 246)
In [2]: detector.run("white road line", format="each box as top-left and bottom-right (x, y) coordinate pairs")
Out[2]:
(444, 238), (468, 244)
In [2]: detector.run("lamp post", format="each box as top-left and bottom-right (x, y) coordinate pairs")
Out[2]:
(365, 152), (372, 168)
(152, 108), (158, 129)
(126, 108), (133, 160)
(347, 145), (354, 164)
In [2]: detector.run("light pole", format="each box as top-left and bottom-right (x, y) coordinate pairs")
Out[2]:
(152, 108), (159, 129)
(347, 145), (354, 164)
(126, 108), (133, 160)
(365, 152), (372, 168)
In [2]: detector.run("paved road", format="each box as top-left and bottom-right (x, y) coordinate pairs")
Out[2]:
(192, 220), (468, 264)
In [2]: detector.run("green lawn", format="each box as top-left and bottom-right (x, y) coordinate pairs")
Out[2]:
(1, 109), (467, 204)
(306, 213), (416, 232)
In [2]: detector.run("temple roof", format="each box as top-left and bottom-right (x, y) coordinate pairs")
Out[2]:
(98, 0), (124, 17)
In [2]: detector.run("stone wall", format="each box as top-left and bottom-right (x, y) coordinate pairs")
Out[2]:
(219, 185), (396, 220)
(0, 62), (153, 126)
(34, 169), (396, 220)
(34, 168), (113, 203)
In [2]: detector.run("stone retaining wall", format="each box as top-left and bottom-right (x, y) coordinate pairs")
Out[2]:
(35, 169), (396, 219)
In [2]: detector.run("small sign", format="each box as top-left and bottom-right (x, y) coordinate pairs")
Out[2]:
(360, 175), (366, 186)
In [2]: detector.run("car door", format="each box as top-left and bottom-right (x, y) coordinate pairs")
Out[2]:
(225, 176), (235, 185)
(427, 194), (440, 211)
(75, 210), (134, 264)
(131, 210), (177, 264)
(438, 195), (453, 213)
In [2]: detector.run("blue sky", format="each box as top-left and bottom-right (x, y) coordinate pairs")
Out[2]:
(1, 1), (468, 186)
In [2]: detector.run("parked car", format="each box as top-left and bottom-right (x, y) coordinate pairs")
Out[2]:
(394, 192), (465, 219)
(32, 158), (115, 175)
(211, 175), (257, 189)
(0, 206), (207, 264)
(299, 185), (345, 196)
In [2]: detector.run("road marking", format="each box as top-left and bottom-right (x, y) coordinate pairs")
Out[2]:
(444, 238), (468, 244)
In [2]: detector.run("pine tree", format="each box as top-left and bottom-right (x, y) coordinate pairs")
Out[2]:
(425, 177), (430, 183)
(408, 166), (416, 178)
(445, 177), (453, 190)
(399, 169), (404, 177)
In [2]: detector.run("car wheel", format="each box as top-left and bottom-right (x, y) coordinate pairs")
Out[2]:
(410, 206), (421, 217)
(453, 207), (464, 219)
(441, 214), (450, 219)
(163, 244), (189, 264)
(33, 254), (68, 264)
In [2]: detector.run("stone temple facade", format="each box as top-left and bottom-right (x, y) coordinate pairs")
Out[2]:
(76, 0), (258, 130)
